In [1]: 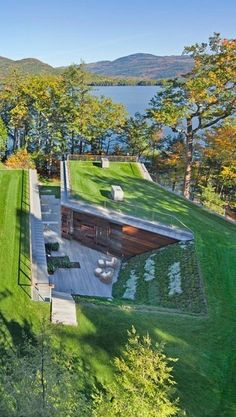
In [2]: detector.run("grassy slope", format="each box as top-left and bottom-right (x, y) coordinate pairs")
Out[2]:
(66, 161), (236, 417)
(69, 161), (185, 228)
(0, 170), (48, 346)
(1, 167), (236, 416)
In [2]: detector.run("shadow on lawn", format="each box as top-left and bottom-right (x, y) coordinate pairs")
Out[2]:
(17, 171), (31, 299)
(0, 311), (37, 353)
(59, 304), (229, 416)
(0, 289), (36, 354)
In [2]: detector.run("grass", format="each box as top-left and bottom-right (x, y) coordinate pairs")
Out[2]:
(0, 170), (49, 346)
(113, 241), (206, 314)
(1, 166), (236, 416)
(0, 161), (6, 169)
(66, 160), (236, 416)
(39, 177), (61, 198)
(69, 161), (187, 229)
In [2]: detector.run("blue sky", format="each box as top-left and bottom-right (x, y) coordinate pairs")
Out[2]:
(0, 0), (235, 66)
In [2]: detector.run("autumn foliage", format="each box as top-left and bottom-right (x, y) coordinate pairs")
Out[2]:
(6, 148), (35, 169)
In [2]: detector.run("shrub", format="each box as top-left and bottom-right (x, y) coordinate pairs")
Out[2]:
(47, 256), (80, 274)
(6, 148), (35, 169)
(200, 183), (225, 215)
(45, 242), (60, 254)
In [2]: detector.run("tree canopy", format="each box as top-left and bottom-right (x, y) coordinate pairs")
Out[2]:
(148, 33), (236, 199)
(93, 327), (181, 417)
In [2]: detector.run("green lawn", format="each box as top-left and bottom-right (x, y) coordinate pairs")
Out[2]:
(0, 170), (49, 346)
(67, 161), (236, 416)
(69, 161), (188, 229)
(1, 167), (236, 416)
(39, 177), (61, 198)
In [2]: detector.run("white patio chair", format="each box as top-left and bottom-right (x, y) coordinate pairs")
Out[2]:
(99, 269), (114, 284)
(105, 257), (117, 268)
(94, 267), (103, 277)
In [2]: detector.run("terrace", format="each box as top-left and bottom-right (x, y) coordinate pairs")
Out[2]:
(52, 159), (207, 315)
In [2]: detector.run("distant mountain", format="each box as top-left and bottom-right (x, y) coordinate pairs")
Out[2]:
(0, 53), (194, 80)
(0, 56), (54, 78)
(86, 53), (194, 79)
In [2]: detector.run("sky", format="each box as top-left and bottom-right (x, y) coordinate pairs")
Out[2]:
(0, 0), (235, 67)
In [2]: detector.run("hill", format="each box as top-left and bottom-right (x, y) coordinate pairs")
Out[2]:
(0, 53), (193, 81)
(0, 56), (54, 77)
(1, 167), (236, 416)
(86, 53), (194, 79)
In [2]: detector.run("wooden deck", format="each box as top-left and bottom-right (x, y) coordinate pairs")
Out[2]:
(41, 193), (121, 298)
(50, 239), (120, 297)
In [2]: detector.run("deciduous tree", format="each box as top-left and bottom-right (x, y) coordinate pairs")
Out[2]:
(5, 148), (35, 169)
(0, 324), (91, 417)
(93, 327), (181, 417)
(0, 117), (8, 157)
(148, 33), (236, 199)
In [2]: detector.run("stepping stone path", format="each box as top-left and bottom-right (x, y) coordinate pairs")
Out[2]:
(51, 291), (77, 326)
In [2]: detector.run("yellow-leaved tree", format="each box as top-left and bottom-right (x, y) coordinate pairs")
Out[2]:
(148, 33), (236, 199)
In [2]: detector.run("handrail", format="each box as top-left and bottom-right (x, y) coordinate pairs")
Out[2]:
(68, 189), (193, 234)
(69, 154), (138, 162)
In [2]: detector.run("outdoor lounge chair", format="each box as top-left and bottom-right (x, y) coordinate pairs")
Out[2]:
(98, 259), (106, 267)
(99, 269), (114, 284)
(104, 257), (117, 268)
(95, 267), (103, 277)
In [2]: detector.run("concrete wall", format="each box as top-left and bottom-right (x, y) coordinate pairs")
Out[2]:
(29, 169), (52, 302)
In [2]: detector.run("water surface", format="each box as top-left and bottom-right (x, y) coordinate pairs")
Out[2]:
(92, 85), (158, 116)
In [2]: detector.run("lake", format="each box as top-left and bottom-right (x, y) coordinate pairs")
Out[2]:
(92, 86), (158, 116)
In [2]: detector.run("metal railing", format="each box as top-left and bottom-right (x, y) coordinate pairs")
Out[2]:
(69, 154), (138, 162)
(69, 189), (192, 234)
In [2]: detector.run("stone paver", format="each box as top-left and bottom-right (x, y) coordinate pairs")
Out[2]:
(51, 291), (77, 326)
(29, 170), (51, 301)
(41, 195), (119, 298)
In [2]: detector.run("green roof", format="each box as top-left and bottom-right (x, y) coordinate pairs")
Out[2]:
(69, 161), (189, 231)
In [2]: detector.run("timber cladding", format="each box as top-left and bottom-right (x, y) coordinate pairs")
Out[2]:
(61, 205), (177, 257)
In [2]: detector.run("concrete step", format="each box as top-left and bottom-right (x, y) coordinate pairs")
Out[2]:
(52, 290), (74, 300)
(51, 292), (77, 326)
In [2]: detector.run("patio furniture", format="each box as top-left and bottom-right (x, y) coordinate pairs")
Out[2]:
(95, 267), (103, 277)
(105, 257), (117, 268)
(99, 269), (114, 284)
(98, 258), (106, 267)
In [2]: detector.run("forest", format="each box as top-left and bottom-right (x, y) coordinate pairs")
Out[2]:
(0, 33), (235, 215)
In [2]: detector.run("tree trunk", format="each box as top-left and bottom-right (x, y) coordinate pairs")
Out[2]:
(13, 128), (20, 151)
(79, 139), (83, 154)
(106, 138), (111, 154)
(91, 140), (99, 154)
(71, 131), (75, 154)
(183, 118), (193, 199)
